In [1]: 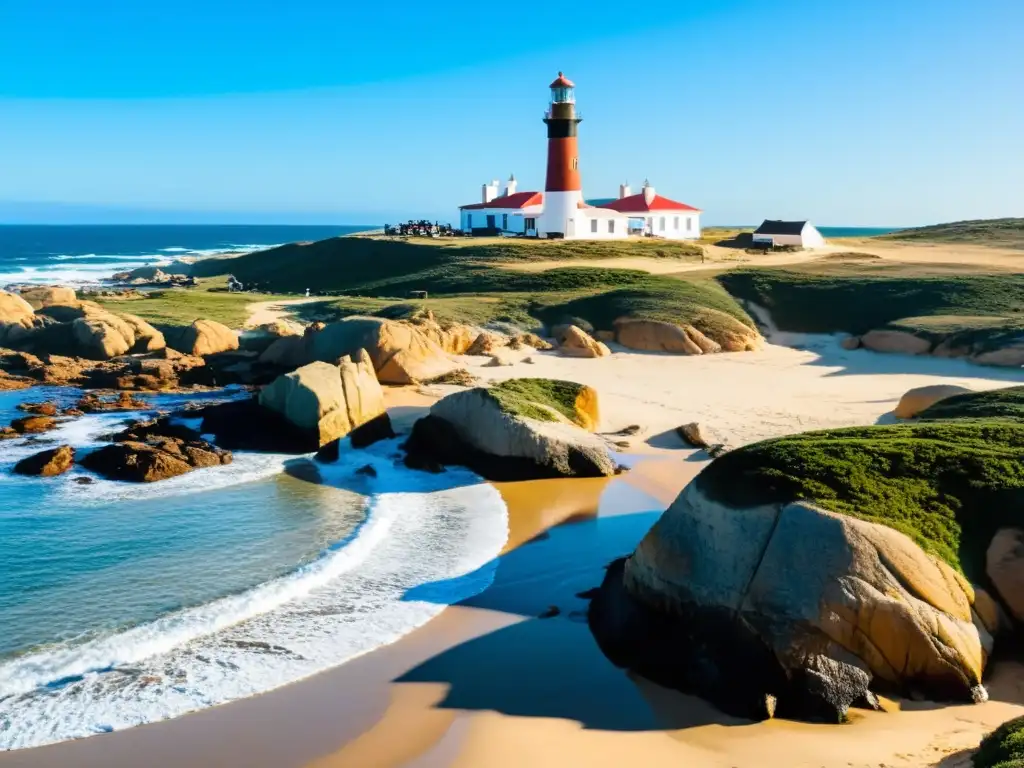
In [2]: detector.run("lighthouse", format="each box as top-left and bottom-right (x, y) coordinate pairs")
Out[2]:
(539, 72), (584, 238)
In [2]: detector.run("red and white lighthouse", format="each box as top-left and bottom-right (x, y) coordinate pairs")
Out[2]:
(539, 72), (584, 238)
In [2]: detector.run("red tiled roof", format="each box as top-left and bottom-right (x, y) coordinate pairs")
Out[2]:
(549, 72), (575, 88)
(459, 191), (543, 210)
(599, 194), (701, 213)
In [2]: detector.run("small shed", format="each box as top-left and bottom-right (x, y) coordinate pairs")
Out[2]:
(752, 220), (827, 248)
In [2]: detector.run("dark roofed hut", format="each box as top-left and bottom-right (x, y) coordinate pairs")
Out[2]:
(752, 220), (827, 248)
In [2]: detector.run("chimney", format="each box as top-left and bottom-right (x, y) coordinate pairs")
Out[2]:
(619, 181), (631, 200)
(504, 173), (518, 197)
(482, 180), (499, 204)
(642, 179), (656, 205)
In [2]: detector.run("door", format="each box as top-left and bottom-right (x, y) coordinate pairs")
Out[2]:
(566, 218), (576, 238)
(486, 215), (496, 229)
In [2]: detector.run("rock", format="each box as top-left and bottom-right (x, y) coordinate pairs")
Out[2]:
(551, 319), (594, 342)
(590, 483), (994, 722)
(420, 322), (477, 355)
(17, 401), (58, 416)
(860, 329), (933, 356)
(595, 330), (616, 343)
(894, 385), (974, 419)
(0, 290), (37, 346)
(484, 349), (517, 367)
(70, 310), (138, 359)
(259, 335), (309, 369)
(558, 325), (610, 358)
(404, 385), (615, 480)
(972, 344), (1024, 368)
(76, 392), (149, 413)
(82, 438), (232, 482)
(932, 336), (973, 359)
(0, 371), (33, 391)
(14, 445), (75, 477)
(119, 313), (166, 353)
(614, 319), (716, 355)
(19, 286), (76, 310)
(986, 528), (1024, 624)
(258, 351), (387, 449)
(840, 335), (862, 350)
(195, 398), (324, 453)
(676, 422), (730, 455)
(240, 321), (303, 354)
(468, 332), (507, 356)
(308, 317), (459, 385)
(168, 319), (239, 357)
(11, 415), (57, 434)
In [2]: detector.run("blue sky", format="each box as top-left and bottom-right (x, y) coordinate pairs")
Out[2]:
(0, 0), (1021, 225)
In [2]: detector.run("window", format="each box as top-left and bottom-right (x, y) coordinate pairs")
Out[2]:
(659, 217), (666, 231)
(591, 218), (598, 233)
(686, 217), (693, 232)
(525, 217), (536, 231)
(571, 157), (579, 170)
(466, 214), (472, 228)
(608, 219), (615, 234)
(647, 217), (653, 231)
(673, 217), (680, 230)
(502, 214), (508, 230)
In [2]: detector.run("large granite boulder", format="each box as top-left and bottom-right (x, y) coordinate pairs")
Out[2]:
(861, 329), (932, 355)
(987, 528), (1024, 624)
(972, 343), (1024, 368)
(168, 319), (239, 357)
(241, 320), (303, 354)
(0, 290), (38, 346)
(119, 313), (166, 353)
(259, 335), (309, 369)
(404, 379), (614, 480)
(615, 319), (718, 355)
(308, 317), (459, 384)
(71, 312), (137, 359)
(14, 445), (75, 477)
(557, 325), (610, 359)
(19, 286), (76, 310)
(258, 351), (387, 448)
(589, 415), (1023, 723)
(894, 384), (974, 419)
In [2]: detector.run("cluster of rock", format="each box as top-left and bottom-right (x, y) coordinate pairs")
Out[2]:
(109, 266), (194, 287)
(844, 328), (1024, 368)
(403, 380), (616, 480)
(548, 315), (762, 359)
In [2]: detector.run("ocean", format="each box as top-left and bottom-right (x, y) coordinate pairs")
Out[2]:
(0, 224), (371, 287)
(0, 397), (507, 748)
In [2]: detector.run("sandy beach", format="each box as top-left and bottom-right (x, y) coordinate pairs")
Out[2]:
(4, 332), (1022, 768)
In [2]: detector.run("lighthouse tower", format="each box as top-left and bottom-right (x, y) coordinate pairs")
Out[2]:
(539, 72), (583, 238)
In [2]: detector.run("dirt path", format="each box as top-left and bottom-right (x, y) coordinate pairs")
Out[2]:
(245, 297), (321, 328)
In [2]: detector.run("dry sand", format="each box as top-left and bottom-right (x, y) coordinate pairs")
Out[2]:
(4, 339), (1022, 768)
(245, 297), (323, 328)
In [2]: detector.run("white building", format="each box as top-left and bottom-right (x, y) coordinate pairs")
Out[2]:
(598, 181), (702, 240)
(457, 73), (702, 241)
(752, 220), (827, 248)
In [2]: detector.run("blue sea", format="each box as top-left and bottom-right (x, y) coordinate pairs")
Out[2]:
(0, 225), (371, 287)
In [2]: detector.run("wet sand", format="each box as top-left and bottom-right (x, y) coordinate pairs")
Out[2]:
(4, 344), (1023, 767)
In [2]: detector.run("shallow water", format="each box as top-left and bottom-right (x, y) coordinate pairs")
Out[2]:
(0, 388), (508, 749)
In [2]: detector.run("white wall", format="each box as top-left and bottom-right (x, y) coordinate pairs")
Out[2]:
(801, 223), (827, 248)
(460, 206), (542, 234)
(635, 212), (702, 240)
(570, 211), (630, 240)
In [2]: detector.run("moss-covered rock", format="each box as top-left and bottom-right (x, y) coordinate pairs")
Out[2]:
(974, 715), (1024, 768)
(404, 378), (612, 480)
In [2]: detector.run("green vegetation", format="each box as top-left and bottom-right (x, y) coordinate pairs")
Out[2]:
(535, 280), (756, 334)
(697, 388), (1024, 577)
(91, 281), (293, 328)
(920, 386), (1024, 421)
(191, 236), (704, 294)
(485, 378), (589, 426)
(718, 268), (1024, 340)
(974, 715), (1024, 768)
(881, 218), (1024, 250)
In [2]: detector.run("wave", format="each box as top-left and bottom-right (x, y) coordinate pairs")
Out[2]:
(0, 439), (509, 749)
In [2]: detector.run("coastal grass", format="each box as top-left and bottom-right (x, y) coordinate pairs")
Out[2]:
(696, 388), (1024, 578)
(717, 268), (1024, 340)
(485, 378), (590, 426)
(974, 715), (1024, 768)
(91, 282), (294, 328)
(880, 217), (1024, 250)
(189, 235), (705, 294)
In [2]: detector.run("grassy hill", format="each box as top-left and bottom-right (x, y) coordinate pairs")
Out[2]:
(190, 235), (705, 294)
(880, 218), (1024, 249)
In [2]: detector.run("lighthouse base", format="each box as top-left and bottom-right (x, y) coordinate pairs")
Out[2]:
(538, 191), (584, 239)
